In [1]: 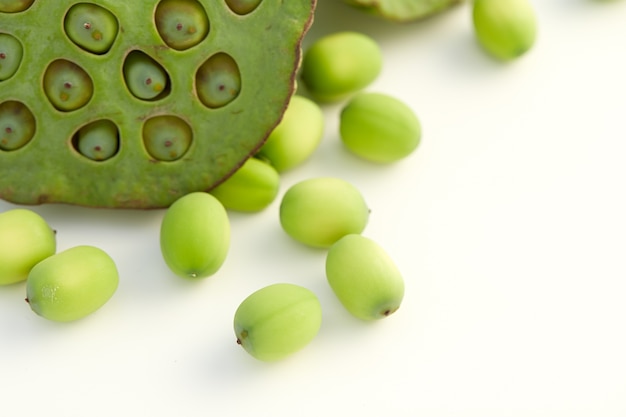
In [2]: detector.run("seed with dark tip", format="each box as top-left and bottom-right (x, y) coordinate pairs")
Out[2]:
(142, 115), (192, 161)
(123, 51), (169, 100)
(64, 3), (119, 54)
(0, 33), (24, 81)
(74, 119), (119, 161)
(196, 53), (241, 108)
(0, 100), (36, 151)
(155, 0), (209, 51)
(43, 60), (93, 111)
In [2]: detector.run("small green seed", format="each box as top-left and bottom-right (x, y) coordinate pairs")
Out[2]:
(225, 0), (263, 15)
(75, 119), (119, 161)
(0, 100), (36, 151)
(64, 3), (119, 55)
(0, 0), (34, 13)
(142, 115), (192, 161)
(123, 51), (169, 100)
(0, 33), (23, 81)
(155, 0), (210, 51)
(43, 59), (93, 112)
(196, 52), (241, 108)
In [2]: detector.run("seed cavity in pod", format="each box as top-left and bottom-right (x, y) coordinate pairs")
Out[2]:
(0, 100), (36, 151)
(64, 3), (119, 55)
(196, 52), (241, 109)
(155, 0), (209, 51)
(225, 0), (263, 15)
(72, 119), (119, 161)
(0, 33), (23, 81)
(123, 51), (170, 100)
(43, 59), (93, 112)
(142, 115), (192, 161)
(0, 0), (35, 13)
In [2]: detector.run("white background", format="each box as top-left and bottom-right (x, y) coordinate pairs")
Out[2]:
(2, 1), (626, 416)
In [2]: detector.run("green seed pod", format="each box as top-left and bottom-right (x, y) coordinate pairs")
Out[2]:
(0, 33), (23, 81)
(43, 59), (93, 112)
(25, 245), (119, 322)
(279, 177), (369, 248)
(234, 283), (322, 362)
(225, 0), (263, 15)
(75, 119), (119, 161)
(123, 51), (169, 100)
(160, 192), (230, 279)
(472, 0), (538, 61)
(0, 209), (56, 286)
(0, 100), (36, 151)
(256, 95), (324, 172)
(210, 157), (280, 212)
(142, 115), (192, 161)
(155, 0), (210, 51)
(326, 234), (404, 321)
(195, 52), (241, 109)
(0, 0), (34, 13)
(64, 3), (119, 55)
(300, 31), (382, 103)
(339, 92), (421, 163)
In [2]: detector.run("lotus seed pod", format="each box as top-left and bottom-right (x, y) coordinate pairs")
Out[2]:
(210, 157), (280, 212)
(256, 95), (324, 172)
(0, 209), (56, 286)
(226, 0), (263, 15)
(64, 3), (119, 55)
(0, 1), (314, 208)
(43, 59), (93, 112)
(25, 245), (119, 322)
(123, 51), (169, 100)
(0, 33), (23, 81)
(234, 283), (322, 362)
(279, 177), (369, 248)
(326, 234), (404, 321)
(155, 0), (210, 51)
(160, 192), (230, 279)
(0, 100), (36, 151)
(472, 0), (537, 61)
(339, 92), (421, 163)
(75, 119), (119, 161)
(342, 0), (462, 22)
(300, 31), (382, 103)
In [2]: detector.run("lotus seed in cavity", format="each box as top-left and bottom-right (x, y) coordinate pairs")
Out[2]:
(0, 101), (36, 151)
(76, 120), (119, 161)
(123, 52), (169, 100)
(142, 115), (192, 161)
(225, 0), (263, 15)
(0, 33), (23, 81)
(155, 0), (209, 51)
(64, 3), (119, 54)
(43, 60), (93, 111)
(196, 53), (241, 108)
(0, 0), (35, 13)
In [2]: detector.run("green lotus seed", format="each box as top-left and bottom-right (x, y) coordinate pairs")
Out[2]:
(326, 234), (404, 321)
(0, 33), (23, 81)
(256, 95), (324, 172)
(155, 0), (210, 51)
(225, 0), (263, 15)
(339, 92), (421, 163)
(43, 59), (93, 112)
(472, 0), (537, 61)
(142, 115), (192, 161)
(0, 100), (36, 151)
(300, 31), (383, 103)
(234, 283), (322, 362)
(0, 0), (34, 13)
(0, 209), (56, 286)
(25, 245), (119, 322)
(64, 3), (119, 55)
(279, 177), (369, 248)
(210, 157), (280, 212)
(196, 52), (241, 109)
(160, 192), (230, 279)
(123, 51), (169, 100)
(75, 119), (119, 161)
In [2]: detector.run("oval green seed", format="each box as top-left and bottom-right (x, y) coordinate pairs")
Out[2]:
(155, 0), (210, 51)
(0, 33), (23, 81)
(279, 177), (369, 248)
(0, 209), (56, 286)
(326, 234), (404, 321)
(160, 192), (230, 279)
(0, 0), (34, 13)
(0, 100), (36, 151)
(43, 59), (93, 112)
(472, 0), (538, 61)
(196, 52), (241, 109)
(339, 92), (421, 163)
(123, 51), (169, 100)
(225, 0), (263, 15)
(75, 119), (119, 161)
(25, 245), (119, 322)
(210, 157), (280, 212)
(142, 115), (192, 161)
(300, 31), (382, 103)
(64, 3), (119, 55)
(234, 283), (322, 362)
(256, 95), (324, 172)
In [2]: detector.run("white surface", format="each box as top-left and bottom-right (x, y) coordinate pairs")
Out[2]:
(2, 1), (626, 416)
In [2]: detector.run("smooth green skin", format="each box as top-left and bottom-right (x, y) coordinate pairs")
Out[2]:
(279, 177), (369, 248)
(300, 31), (382, 103)
(234, 283), (322, 362)
(195, 52), (241, 109)
(0, 209), (56, 285)
(76, 119), (119, 161)
(142, 115), (193, 161)
(326, 234), (404, 321)
(340, 92), (421, 164)
(210, 157), (280, 212)
(154, 0), (210, 51)
(43, 59), (93, 112)
(123, 51), (169, 100)
(343, 0), (463, 22)
(0, 33), (23, 81)
(0, 0), (315, 208)
(472, 0), (537, 61)
(160, 192), (230, 279)
(26, 245), (118, 322)
(64, 3), (119, 55)
(256, 95), (324, 172)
